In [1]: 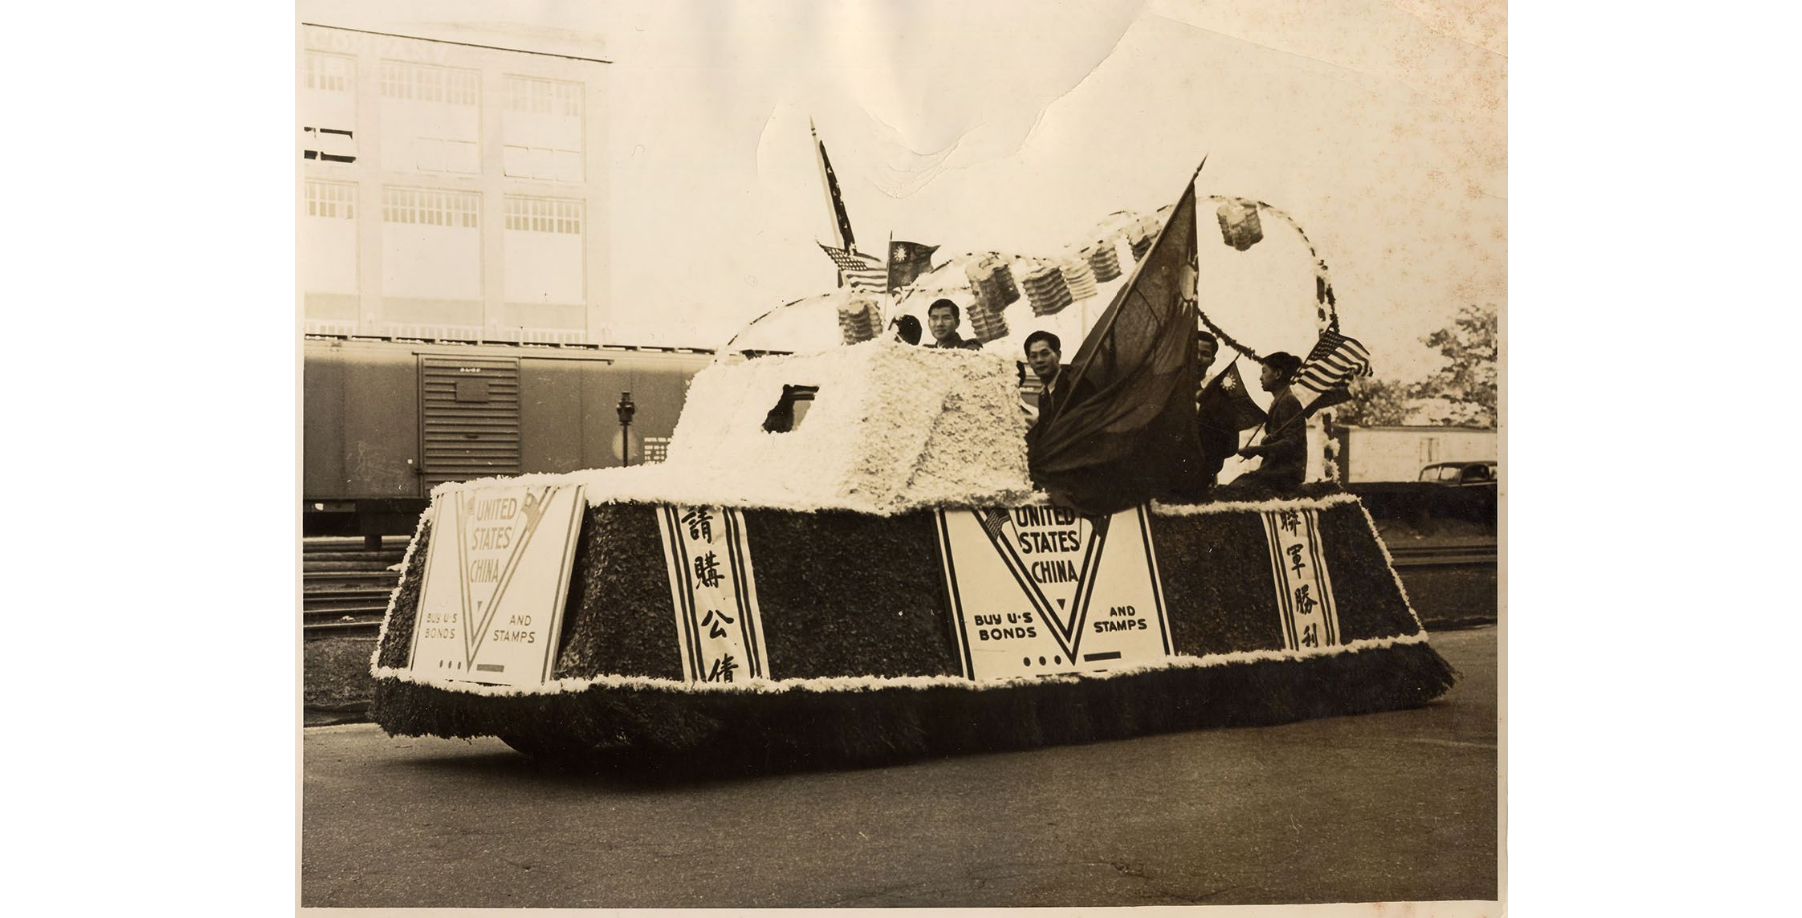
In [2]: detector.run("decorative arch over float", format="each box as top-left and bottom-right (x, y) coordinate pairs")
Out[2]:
(716, 189), (1357, 484)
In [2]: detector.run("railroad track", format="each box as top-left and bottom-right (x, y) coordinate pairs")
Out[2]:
(1385, 541), (1498, 568)
(304, 538), (403, 639)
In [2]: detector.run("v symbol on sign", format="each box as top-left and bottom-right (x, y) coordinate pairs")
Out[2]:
(972, 509), (1111, 662)
(463, 487), (556, 667)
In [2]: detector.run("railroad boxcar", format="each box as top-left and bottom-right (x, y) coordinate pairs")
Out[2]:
(303, 335), (715, 541)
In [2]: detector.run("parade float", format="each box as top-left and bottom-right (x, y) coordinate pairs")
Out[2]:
(367, 167), (1457, 773)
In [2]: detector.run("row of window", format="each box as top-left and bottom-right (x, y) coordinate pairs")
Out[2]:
(304, 53), (354, 93)
(379, 60), (481, 105)
(506, 75), (583, 117)
(381, 188), (481, 228)
(504, 197), (583, 235)
(309, 53), (583, 117)
(308, 181), (584, 235)
(305, 181), (356, 219)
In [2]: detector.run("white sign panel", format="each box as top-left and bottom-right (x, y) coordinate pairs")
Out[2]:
(408, 484), (587, 687)
(935, 505), (1172, 681)
(1260, 507), (1342, 651)
(656, 505), (771, 684)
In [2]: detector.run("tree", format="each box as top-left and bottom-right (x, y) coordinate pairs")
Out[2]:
(1334, 377), (1414, 426)
(1417, 303), (1498, 428)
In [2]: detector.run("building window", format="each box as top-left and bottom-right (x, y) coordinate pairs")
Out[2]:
(302, 51), (358, 145)
(301, 126), (357, 163)
(380, 61), (407, 98)
(414, 138), (480, 174)
(381, 61), (481, 174)
(383, 187), (480, 229)
(306, 181), (357, 219)
(504, 195), (584, 303)
(505, 76), (582, 117)
(502, 75), (582, 182)
(502, 145), (582, 182)
(381, 61), (479, 106)
(302, 179), (358, 293)
(304, 52), (355, 93)
(382, 185), (482, 301)
(504, 197), (583, 235)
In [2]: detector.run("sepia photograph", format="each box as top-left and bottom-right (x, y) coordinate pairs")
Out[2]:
(296, 0), (1505, 911)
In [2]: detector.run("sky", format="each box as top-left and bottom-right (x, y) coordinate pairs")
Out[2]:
(297, 0), (1506, 381)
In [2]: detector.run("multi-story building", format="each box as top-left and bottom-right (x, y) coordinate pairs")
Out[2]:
(299, 23), (611, 344)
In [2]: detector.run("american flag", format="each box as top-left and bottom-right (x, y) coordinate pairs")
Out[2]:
(980, 509), (1011, 543)
(819, 243), (887, 292)
(1294, 328), (1373, 407)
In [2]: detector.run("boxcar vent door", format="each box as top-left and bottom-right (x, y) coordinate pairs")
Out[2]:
(419, 356), (522, 488)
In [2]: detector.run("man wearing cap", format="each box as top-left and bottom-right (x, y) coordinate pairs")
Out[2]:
(924, 299), (984, 351)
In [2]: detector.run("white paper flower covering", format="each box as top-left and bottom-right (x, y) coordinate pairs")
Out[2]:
(441, 340), (1035, 516)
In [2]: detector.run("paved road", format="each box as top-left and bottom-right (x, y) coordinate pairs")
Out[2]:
(302, 627), (1498, 909)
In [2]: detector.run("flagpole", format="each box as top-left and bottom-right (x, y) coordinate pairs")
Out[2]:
(809, 118), (841, 251)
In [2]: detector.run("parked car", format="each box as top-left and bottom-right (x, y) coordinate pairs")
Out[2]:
(1418, 460), (1498, 487)
(1409, 460), (1498, 524)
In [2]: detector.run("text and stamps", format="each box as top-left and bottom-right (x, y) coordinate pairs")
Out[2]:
(1260, 507), (1342, 651)
(656, 505), (771, 684)
(934, 505), (1173, 681)
(408, 484), (587, 687)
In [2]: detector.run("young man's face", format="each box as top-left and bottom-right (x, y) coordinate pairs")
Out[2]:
(1259, 362), (1283, 392)
(928, 306), (958, 342)
(1026, 341), (1060, 381)
(1196, 338), (1218, 369)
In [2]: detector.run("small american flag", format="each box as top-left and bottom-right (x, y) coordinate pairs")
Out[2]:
(980, 509), (1011, 542)
(819, 243), (887, 292)
(1294, 328), (1373, 406)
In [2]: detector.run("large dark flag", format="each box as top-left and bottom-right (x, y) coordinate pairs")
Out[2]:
(811, 119), (856, 251)
(1194, 358), (1266, 489)
(1028, 165), (1207, 514)
(887, 240), (939, 291)
(1197, 359), (1268, 432)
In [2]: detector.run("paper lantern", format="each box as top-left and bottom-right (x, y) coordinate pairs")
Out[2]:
(1087, 243), (1122, 282)
(1022, 264), (1074, 317)
(965, 256), (1019, 307)
(993, 259), (1021, 305)
(967, 296), (1010, 343)
(1129, 226), (1154, 261)
(1215, 199), (1263, 251)
(964, 258), (1006, 311)
(1060, 259), (1098, 302)
(836, 294), (882, 345)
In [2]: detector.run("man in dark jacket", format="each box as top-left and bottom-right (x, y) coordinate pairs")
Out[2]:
(1233, 351), (1307, 491)
(924, 299), (985, 351)
(1024, 330), (1094, 428)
